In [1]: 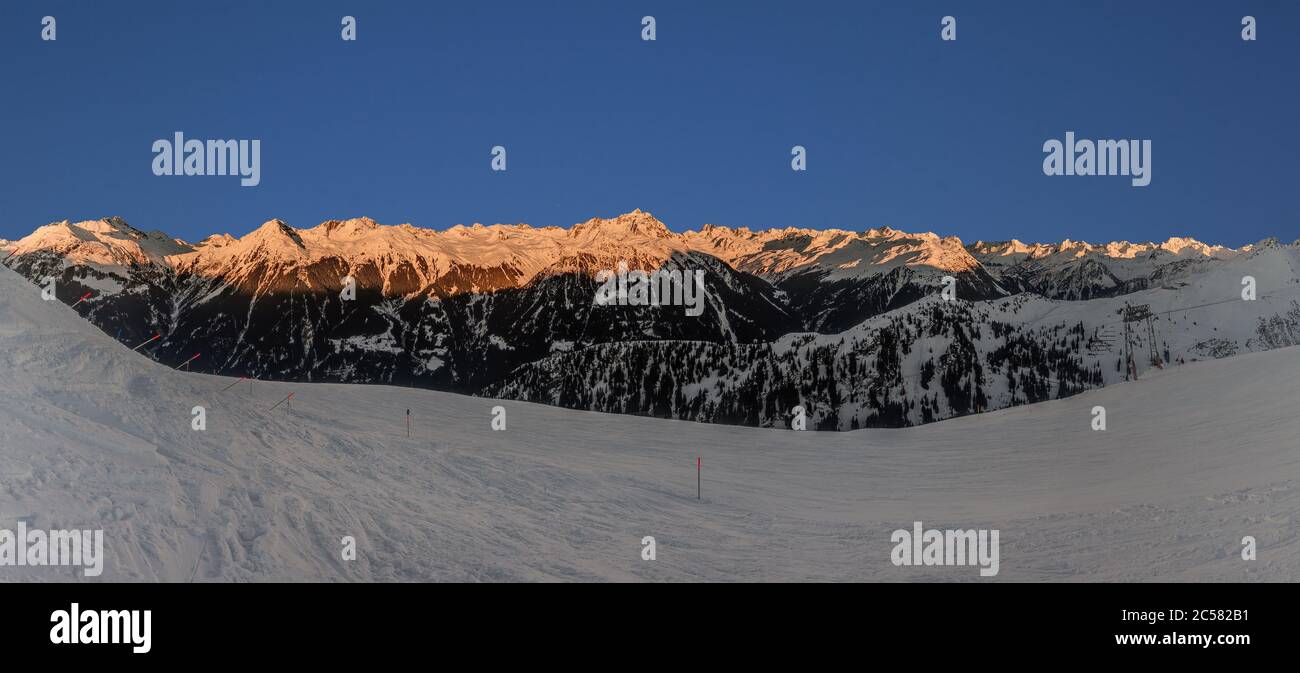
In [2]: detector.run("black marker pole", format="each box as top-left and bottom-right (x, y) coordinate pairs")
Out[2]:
(697, 456), (701, 500)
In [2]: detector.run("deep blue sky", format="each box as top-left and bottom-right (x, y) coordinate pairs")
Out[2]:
(1, 1), (1296, 246)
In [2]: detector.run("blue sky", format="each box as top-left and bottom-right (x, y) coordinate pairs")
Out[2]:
(1, 0), (1296, 246)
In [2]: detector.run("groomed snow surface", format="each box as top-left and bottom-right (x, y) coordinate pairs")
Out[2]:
(0, 263), (1296, 581)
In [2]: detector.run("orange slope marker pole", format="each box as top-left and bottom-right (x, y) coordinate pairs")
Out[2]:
(131, 333), (161, 352)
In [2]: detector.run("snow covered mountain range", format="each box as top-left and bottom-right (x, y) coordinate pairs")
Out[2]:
(5, 210), (1300, 429)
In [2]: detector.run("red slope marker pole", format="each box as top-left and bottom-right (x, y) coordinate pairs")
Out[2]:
(269, 392), (294, 412)
(697, 456), (701, 501)
(70, 291), (93, 308)
(220, 376), (246, 393)
(176, 353), (200, 370)
(131, 333), (161, 352)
